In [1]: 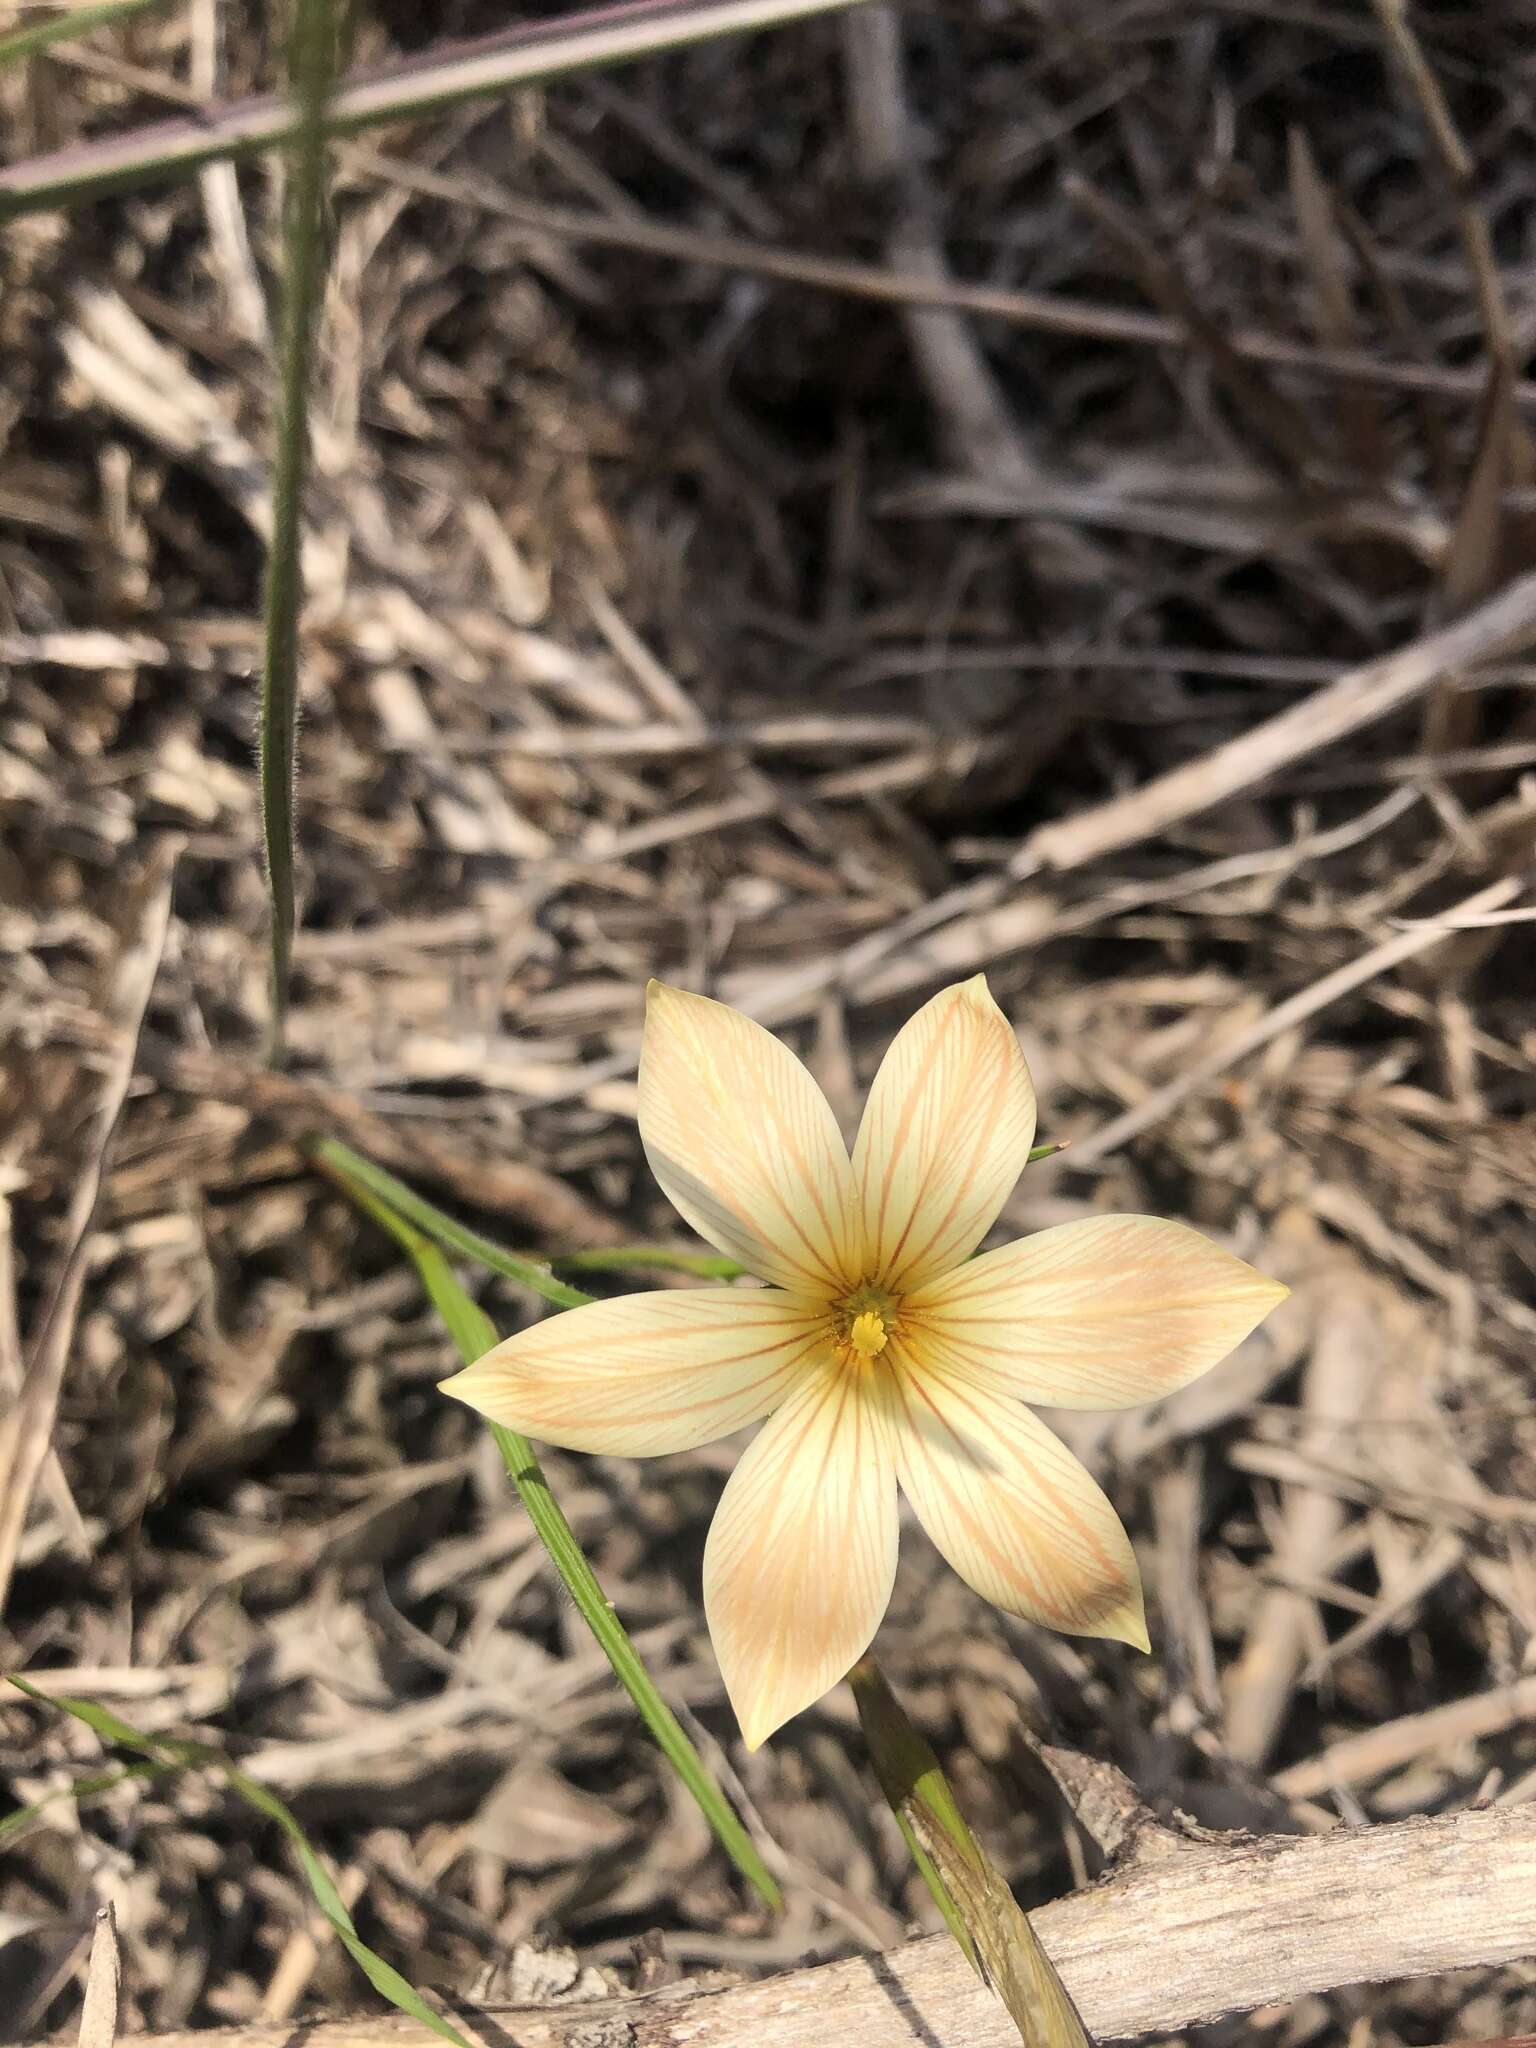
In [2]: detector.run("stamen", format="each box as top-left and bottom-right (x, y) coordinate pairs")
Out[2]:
(849, 1309), (888, 1359)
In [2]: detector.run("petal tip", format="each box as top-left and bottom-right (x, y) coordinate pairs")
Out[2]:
(1104, 1594), (1151, 1654)
(721, 1672), (790, 1752)
(437, 1363), (489, 1413)
(1124, 1613), (1152, 1655)
(954, 971), (999, 1011)
(1097, 1571), (1151, 1653)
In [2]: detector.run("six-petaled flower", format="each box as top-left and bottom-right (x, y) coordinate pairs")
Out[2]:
(441, 976), (1287, 1749)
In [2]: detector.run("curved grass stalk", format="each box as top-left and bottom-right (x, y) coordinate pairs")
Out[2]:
(310, 1136), (1067, 1295)
(318, 1151), (782, 1912)
(6, 1677), (472, 2046)
(309, 1138), (589, 1308)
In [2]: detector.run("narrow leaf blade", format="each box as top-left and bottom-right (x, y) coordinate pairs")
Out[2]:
(5, 1677), (470, 2047)
(320, 1154), (783, 1912)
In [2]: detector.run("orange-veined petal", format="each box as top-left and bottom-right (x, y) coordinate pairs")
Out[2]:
(888, 1341), (1147, 1646)
(903, 1215), (1288, 1409)
(704, 1364), (897, 1749)
(851, 975), (1036, 1292)
(639, 981), (859, 1298)
(440, 1288), (830, 1455)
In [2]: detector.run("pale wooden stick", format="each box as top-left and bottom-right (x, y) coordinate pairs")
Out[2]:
(1019, 565), (1536, 877)
(39, 1804), (1536, 2048)
(1223, 1267), (1390, 1763)
(1274, 1674), (1536, 1799)
(1059, 865), (1531, 1168)
(0, 846), (176, 1617)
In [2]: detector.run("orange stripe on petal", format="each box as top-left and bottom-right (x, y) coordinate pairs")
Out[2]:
(703, 1365), (898, 1749)
(852, 976), (1036, 1292)
(889, 1343), (1147, 1646)
(903, 1215), (1289, 1409)
(639, 981), (859, 1298)
(440, 1288), (830, 1455)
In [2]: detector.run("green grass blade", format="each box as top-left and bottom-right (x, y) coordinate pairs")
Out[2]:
(324, 1164), (782, 1912)
(260, 0), (340, 1063)
(5, 1676), (471, 2047)
(0, 1759), (168, 1846)
(553, 1244), (746, 1280)
(309, 1138), (589, 1308)
(0, 0), (164, 68)
(312, 1136), (1062, 1291)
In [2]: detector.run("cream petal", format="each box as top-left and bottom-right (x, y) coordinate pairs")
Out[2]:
(888, 1341), (1147, 1647)
(903, 1215), (1289, 1409)
(639, 981), (859, 1298)
(440, 1288), (830, 1455)
(704, 1364), (897, 1749)
(851, 975), (1036, 1293)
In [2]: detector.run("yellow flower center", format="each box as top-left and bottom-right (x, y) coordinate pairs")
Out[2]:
(848, 1309), (888, 1359)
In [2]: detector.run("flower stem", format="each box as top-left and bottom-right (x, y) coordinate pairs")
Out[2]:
(848, 1655), (1094, 2048)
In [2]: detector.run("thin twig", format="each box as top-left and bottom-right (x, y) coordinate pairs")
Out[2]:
(0, 0), (872, 217)
(1058, 866), (1532, 1168)
(0, 845), (176, 1618)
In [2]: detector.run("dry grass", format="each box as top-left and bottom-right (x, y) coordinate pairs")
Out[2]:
(3, 1), (1536, 2040)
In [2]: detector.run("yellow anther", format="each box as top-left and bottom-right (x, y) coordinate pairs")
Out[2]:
(849, 1310), (888, 1359)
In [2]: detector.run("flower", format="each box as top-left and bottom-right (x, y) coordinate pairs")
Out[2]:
(441, 976), (1287, 1749)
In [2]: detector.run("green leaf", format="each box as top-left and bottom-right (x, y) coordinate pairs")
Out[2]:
(309, 1139), (588, 1309)
(312, 1137), (1063, 1292)
(5, 1676), (471, 2047)
(849, 1658), (1095, 2048)
(319, 1152), (783, 1913)
(553, 1244), (747, 1281)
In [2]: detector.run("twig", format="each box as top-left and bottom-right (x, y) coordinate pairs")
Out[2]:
(349, 159), (1536, 417)
(0, 845), (176, 1618)
(1275, 1674), (1536, 1799)
(1223, 1269), (1388, 1764)
(1057, 866), (1532, 1168)
(1370, 0), (1529, 442)
(1018, 566), (1536, 876)
(0, 1197), (88, 1560)
(31, 1803), (1536, 2047)
(10, 117), (1536, 419)
(75, 1906), (120, 2048)
(0, 0), (873, 216)
(843, 6), (1038, 487)
(151, 1047), (625, 1246)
